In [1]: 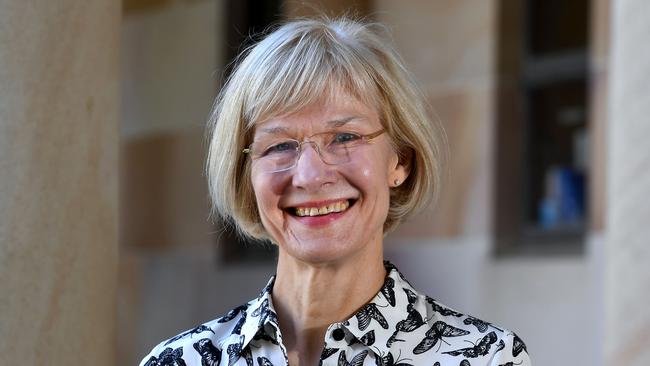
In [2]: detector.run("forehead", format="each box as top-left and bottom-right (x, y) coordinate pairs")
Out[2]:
(253, 93), (381, 135)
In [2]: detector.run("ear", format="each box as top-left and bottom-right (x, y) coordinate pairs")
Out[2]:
(388, 148), (412, 188)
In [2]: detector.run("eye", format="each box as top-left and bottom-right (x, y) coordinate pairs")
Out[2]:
(262, 140), (298, 156)
(332, 132), (361, 144)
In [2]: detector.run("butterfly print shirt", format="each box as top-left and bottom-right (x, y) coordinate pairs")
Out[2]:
(140, 262), (531, 366)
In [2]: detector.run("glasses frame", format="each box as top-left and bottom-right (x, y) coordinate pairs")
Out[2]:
(243, 129), (386, 173)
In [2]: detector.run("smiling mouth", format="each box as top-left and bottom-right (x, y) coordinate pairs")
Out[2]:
(290, 199), (355, 217)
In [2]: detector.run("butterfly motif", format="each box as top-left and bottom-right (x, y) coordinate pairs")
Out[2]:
(218, 304), (248, 323)
(321, 347), (339, 360)
(193, 338), (221, 366)
(442, 331), (498, 358)
(498, 362), (522, 366)
(226, 335), (246, 366)
(252, 332), (279, 345)
(356, 303), (389, 330)
(256, 356), (274, 366)
(403, 288), (418, 306)
(251, 298), (278, 327)
(494, 340), (505, 354)
(386, 292), (427, 347)
(165, 325), (215, 345)
(374, 351), (413, 366)
(413, 321), (470, 354)
(512, 334), (527, 357)
(338, 350), (368, 366)
(463, 317), (490, 333)
(241, 347), (253, 366)
(144, 347), (187, 366)
(251, 299), (269, 317)
(348, 330), (376, 347)
(460, 360), (471, 366)
(232, 310), (247, 335)
(425, 297), (463, 317)
(433, 362), (440, 366)
(380, 277), (396, 306)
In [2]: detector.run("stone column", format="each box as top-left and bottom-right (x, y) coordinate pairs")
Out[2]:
(0, 1), (119, 365)
(606, 1), (650, 365)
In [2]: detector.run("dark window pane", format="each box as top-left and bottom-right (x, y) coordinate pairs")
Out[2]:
(528, 0), (590, 55)
(526, 80), (587, 228)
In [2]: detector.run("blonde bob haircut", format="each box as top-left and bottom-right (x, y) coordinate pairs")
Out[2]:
(206, 17), (443, 241)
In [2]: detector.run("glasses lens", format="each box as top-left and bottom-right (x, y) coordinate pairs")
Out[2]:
(254, 140), (299, 172)
(318, 131), (363, 165)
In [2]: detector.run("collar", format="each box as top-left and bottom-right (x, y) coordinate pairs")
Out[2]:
(220, 261), (422, 361)
(338, 261), (426, 359)
(220, 276), (281, 360)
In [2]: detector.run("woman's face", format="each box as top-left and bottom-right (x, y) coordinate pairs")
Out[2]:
(249, 92), (409, 264)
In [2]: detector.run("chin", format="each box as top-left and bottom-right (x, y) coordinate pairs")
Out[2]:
(279, 235), (369, 266)
(293, 242), (348, 263)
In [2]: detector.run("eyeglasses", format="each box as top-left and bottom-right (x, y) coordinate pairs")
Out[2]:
(243, 129), (385, 173)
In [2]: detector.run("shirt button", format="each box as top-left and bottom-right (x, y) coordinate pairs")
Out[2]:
(332, 328), (345, 341)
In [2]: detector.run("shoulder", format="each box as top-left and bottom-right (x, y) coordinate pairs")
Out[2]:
(138, 302), (250, 366)
(417, 295), (532, 365)
(404, 295), (530, 366)
(379, 262), (531, 364)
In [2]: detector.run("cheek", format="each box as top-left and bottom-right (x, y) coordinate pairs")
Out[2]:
(251, 172), (288, 214)
(350, 151), (392, 185)
(344, 163), (391, 208)
(361, 167), (372, 178)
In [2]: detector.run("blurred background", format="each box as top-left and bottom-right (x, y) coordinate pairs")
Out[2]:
(2, 0), (650, 365)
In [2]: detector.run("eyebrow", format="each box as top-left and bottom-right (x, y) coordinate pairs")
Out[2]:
(257, 116), (364, 136)
(258, 126), (290, 135)
(325, 116), (364, 127)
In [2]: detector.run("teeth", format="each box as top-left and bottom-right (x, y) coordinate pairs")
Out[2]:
(294, 200), (351, 217)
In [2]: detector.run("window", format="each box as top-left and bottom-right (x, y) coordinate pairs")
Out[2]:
(495, 0), (591, 254)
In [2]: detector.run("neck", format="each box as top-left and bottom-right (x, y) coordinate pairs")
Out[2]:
(271, 243), (386, 365)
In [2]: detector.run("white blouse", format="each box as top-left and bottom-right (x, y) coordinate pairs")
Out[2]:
(140, 262), (532, 366)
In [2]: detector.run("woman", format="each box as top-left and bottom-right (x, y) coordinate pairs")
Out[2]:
(140, 17), (531, 366)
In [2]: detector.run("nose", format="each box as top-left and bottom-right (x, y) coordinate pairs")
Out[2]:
(291, 142), (336, 190)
